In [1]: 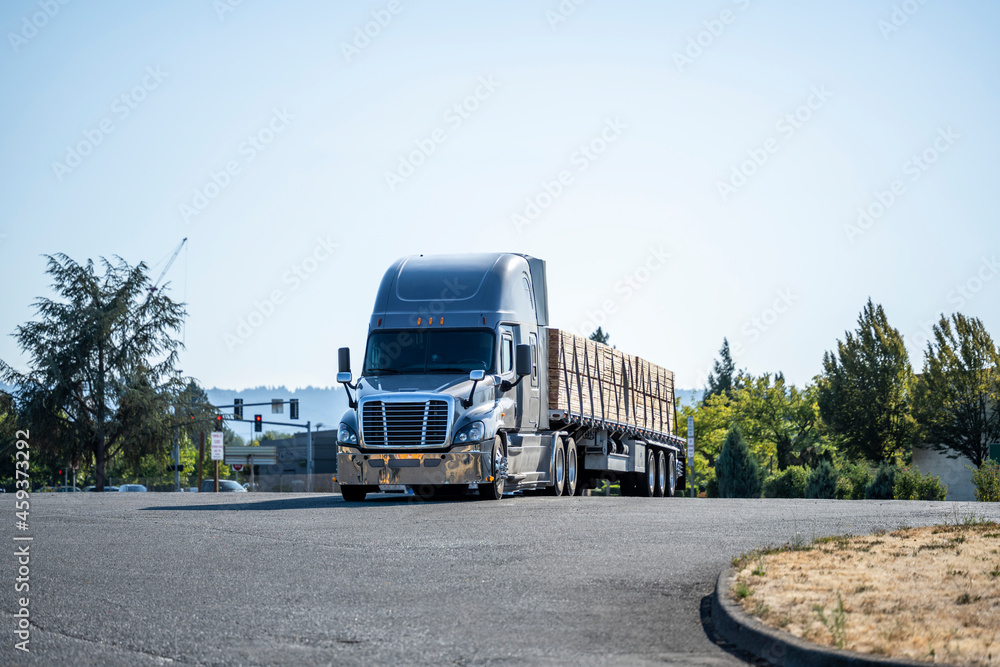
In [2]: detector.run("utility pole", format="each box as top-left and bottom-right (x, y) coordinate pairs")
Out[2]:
(173, 427), (181, 492)
(197, 431), (205, 491)
(306, 421), (313, 493)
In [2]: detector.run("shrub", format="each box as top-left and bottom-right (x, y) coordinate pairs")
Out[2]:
(917, 473), (947, 501)
(806, 460), (839, 499)
(971, 459), (1000, 502)
(865, 462), (897, 500)
(837, 461), (873, 500)
(892, 465), (948, 501)
(716, 424), (762, 498)
(763, 465), (809, 498)
(893, 467), (921, 500)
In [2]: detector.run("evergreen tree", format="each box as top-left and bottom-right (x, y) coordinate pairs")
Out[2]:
(817, 299), (916, 462)
(913, 313), (1000, 467)
(805, 460), (838, 499)
(704, 338), (741, 401)
(715, 424), (762, 498)
(0, 255), (186, 490)
(589, 327), (611, 345)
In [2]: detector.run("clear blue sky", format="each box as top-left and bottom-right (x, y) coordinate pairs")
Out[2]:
(2, 0), (998, 393)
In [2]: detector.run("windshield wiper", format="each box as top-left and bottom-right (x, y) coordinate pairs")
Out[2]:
(366, 368), (402, 374)
(430, 367), (478, 373)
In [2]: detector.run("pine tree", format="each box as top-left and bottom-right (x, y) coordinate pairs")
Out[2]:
(589, 327), (611, 345)
(913, 313), (1000, 467)
(817, 299), (916, 462)
(806, 460), (838, 499)
(704, 338), (741, 401)
(715, 424), (762, 498)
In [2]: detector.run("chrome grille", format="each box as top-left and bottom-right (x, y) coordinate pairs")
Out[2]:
(361, 399), (450, 447)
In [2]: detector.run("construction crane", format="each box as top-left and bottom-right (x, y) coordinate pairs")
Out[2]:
(148, 237), (187, 296)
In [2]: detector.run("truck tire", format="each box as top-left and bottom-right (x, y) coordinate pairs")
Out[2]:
(564, 438), (578, 497)
(478, 436), (506, 501)
(640, 449), (656, 497)
(545, 436), (565, 496)
(666, 452), (677, 498)
(655, 449), (667, 498)
(341, 485), (368, 502)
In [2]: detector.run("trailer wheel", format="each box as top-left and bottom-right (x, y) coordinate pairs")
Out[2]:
(545, 436), (565, 496)
(654, 449), (667, 498)
(564, 438), (578, 497)
(478, 436), (506, 501)
(340, 485), (368, 502)
(640, 449), (656, 497)
(666, 452), (677, 498)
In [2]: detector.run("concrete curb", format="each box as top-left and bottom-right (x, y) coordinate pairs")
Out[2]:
(712, 568), (945, 667)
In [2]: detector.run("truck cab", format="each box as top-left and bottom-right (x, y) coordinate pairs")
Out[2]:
(335, 253), (556, 501)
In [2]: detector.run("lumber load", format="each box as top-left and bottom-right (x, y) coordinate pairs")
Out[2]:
(547, 328), (675, 437)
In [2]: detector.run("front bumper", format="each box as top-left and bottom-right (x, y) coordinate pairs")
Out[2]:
(337, 445), (487, 486)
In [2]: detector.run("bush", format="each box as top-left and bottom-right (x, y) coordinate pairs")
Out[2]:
(971, 459), (1000, 502)
(865, 462), (897, 500)
(836, 461), (873, 500)
(917, 473), (947, 501)
(716, 424), (762, 498)
(893, 467), (920, 500)
(763, 465), (809, 498)
(893, 465), (948, 501)
(806, 460), (839, 499)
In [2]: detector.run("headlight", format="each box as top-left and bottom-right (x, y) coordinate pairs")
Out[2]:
(454, 421), (485, 443)
(338, 422), (358, 445)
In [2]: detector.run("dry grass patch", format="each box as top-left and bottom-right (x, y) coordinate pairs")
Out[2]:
(732, 520), (1000, 665)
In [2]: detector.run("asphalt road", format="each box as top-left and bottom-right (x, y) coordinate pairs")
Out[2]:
(4, 493), (999, 666)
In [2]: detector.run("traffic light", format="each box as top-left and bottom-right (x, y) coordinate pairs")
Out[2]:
(254, 414), (262, 432)
(290, 398), (299, 420)
(216, 414), (223, 429)
(234, 398), (243, 421)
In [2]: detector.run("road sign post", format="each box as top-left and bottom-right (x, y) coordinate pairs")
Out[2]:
(211, 432), (224, 492)
(687, 416), (695, 498)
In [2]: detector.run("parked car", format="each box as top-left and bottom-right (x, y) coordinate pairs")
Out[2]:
(85, 485), (120, 492)
(201, 479), (247, 492)
(118, 484), (148, 492)
(55, 486), (82, 492)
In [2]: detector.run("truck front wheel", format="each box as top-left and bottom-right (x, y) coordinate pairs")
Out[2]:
(478, 436), (506, 501)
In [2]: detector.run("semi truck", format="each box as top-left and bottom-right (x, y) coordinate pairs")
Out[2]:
(334, 253), (686, 501)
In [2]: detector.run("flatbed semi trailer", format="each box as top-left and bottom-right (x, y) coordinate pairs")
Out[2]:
(334, 253), (685, 501)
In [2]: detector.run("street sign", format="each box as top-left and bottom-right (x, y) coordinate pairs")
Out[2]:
(231, 464), (243, 472)
(224, 445), (277, 466)
(210, 432), (224, 461)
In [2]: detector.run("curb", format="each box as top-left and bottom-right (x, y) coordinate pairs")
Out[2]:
(712, 568), (943, 667)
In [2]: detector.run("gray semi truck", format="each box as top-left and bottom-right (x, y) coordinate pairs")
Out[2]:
(334, 253), (685, 501)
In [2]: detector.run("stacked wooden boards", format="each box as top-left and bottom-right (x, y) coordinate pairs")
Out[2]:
(547, 328), (675, 437)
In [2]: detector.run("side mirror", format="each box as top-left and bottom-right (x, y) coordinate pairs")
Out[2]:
(469, 370), (485, 382)
(515, 344), (532, 377)
(338, 347), (351, 374)
(336, 372), (353, 384)
(462, 370), (486, 408)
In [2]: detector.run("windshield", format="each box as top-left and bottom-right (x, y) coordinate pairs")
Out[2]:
(364, 329), (495, 374)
